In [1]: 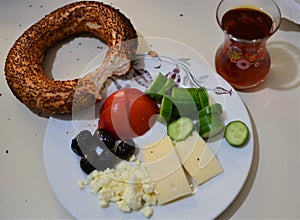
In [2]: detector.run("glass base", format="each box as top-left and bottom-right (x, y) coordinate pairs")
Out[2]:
(227, 73), (269, 90)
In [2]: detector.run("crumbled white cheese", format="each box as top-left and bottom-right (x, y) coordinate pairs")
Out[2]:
(79, 160), (157, 218)
(77, 180), (87, 189)
(99, 200), (108, 208)
(141, 206), (153, 218)
(129, 154), (137, 162)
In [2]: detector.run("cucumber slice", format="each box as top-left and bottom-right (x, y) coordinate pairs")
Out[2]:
(159, 96), (173, 122)
(162, 78), (175, 94)
(146, 73), (167, 93)
(146, 73), (175, 102)
(172, 102), (198, 119)
(187, 88), (201, 110)
(197, 87), (209, 109)
(198, 103), (223, 118)
(198, 119), (224, 139)
(171, 87), (199, 119)
(198, 113), (221, 128)
(167, 117), (194, 141)
(146, 73), (167, 100)
(224, 120), (249, 147)
(171, 87), (207, 111)
(171, 87), (192, 99)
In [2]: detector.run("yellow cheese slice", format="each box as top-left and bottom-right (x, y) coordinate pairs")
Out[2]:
(175, 131), (223, 185)
(142, 136), (192, 205)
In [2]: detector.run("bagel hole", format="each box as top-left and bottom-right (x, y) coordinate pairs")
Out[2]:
(43, 33), (108, 81)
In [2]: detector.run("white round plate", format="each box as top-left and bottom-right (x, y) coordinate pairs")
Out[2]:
(43, 47), (253, 219)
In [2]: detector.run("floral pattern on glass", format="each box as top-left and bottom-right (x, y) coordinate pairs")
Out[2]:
(222, 43), (266, 70)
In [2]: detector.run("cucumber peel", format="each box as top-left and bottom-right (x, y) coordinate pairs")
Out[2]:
(198, 103), (223, 118)
(170, 87), (199, 119)
(146, 73), (174, 102)
(198, 119), (224, 139)
(198, 113), (222, 128)
(197, 87), (209, 109)
(146, 73), (168, 100)
(159, 96), (173, 122)
(187, 88), (201, 110)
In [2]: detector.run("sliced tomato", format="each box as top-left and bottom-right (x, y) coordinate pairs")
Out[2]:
(129, 95), (158, 136)
(99, 92), (131, 139)
(100, 90), (120, 112)
(98, 88), (158, 140)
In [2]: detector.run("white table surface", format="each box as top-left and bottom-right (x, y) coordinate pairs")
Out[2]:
(0, 0), (299, 219)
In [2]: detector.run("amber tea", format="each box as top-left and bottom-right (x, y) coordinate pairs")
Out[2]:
(215, 0), (281, 89)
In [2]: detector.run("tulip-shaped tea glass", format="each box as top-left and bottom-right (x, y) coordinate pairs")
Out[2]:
(215, 0), (281, 89)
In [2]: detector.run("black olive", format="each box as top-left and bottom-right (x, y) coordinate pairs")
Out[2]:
(93, 149), (121, 170)
(71, 138), (84, 157)
(115, 139), (135, 160)
(80, 156), (96, 174)
(71, 130), (96, 156)
(93, 129), (115, 150)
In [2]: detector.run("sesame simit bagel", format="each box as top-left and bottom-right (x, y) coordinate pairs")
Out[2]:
(4, 1), (138, 115)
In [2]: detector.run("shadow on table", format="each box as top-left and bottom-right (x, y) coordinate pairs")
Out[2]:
(240, 41), (300, 93)
(265, 41), (300, 90)
(216, 106), (260, 219)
